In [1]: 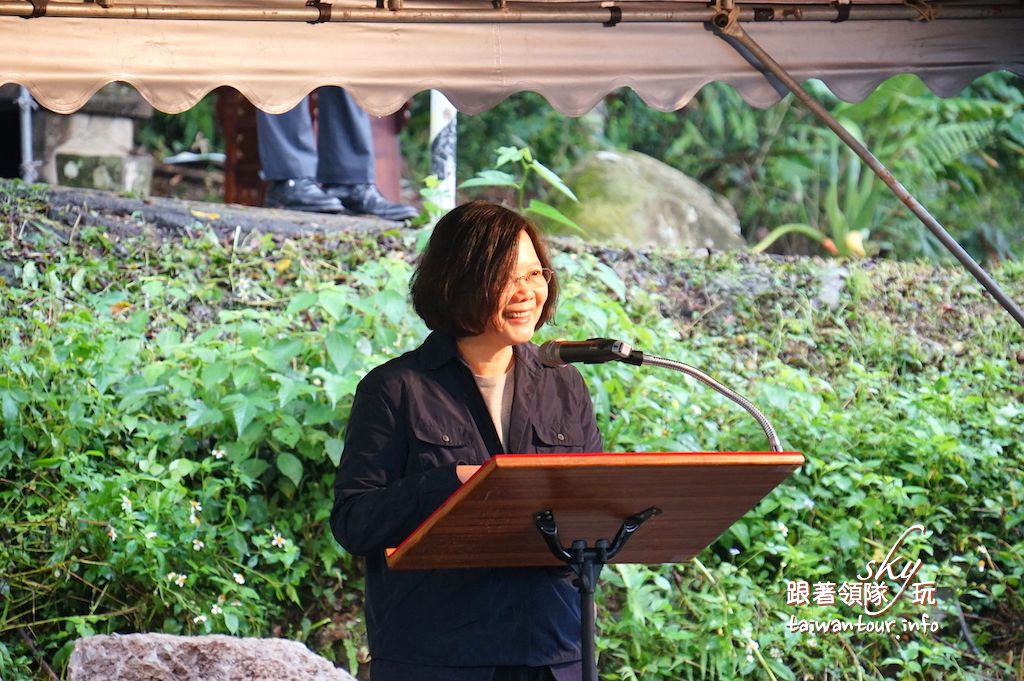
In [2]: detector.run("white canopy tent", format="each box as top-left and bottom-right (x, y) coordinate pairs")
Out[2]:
(1, 0), (1023, 325)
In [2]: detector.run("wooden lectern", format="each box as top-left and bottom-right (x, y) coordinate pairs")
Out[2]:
(387, 451), (804, 681)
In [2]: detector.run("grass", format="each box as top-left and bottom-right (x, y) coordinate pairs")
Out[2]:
(1, 178), (1023, 680)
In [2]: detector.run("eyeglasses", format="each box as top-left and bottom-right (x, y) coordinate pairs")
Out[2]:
(508, 268), (554, 290)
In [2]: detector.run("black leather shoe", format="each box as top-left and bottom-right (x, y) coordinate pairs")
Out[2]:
(324, 183), (419, 222)
(264, 178), (343, 213)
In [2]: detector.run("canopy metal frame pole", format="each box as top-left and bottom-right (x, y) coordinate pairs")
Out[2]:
(1, 1), (1022, 22)
(710, 10), (1024, 330)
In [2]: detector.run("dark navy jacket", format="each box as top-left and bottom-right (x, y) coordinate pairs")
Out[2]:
(331, 331), (602, 681)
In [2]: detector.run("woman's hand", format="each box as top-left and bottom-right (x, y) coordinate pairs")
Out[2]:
(456, 465), (481, 483)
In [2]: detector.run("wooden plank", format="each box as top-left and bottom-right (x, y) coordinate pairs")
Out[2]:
(387, 451), (804, 570)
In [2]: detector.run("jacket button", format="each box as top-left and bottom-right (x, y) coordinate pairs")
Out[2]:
(556, 433), (565, 441)
(442, 434), (451, 443)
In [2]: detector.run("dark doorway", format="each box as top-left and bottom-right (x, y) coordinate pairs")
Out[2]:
(0, 105), (23, 178)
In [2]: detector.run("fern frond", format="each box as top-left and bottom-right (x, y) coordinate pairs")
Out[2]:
(907, 120), (998, 178)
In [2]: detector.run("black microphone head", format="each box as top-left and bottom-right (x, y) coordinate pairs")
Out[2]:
(538, 340), (568, 367)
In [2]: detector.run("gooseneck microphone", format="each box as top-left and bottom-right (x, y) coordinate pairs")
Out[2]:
(538, 338), (642, 367)
(538, 337), (782, 452)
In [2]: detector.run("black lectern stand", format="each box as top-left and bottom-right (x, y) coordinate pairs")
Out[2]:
(386, 451), (804, 681)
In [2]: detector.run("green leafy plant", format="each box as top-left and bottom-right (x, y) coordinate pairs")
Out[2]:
(459, 145), (583, 233)
(2, 178), (1023, 680)
(751, 124), (884, 258)
(603, 74), (1023, 262)
(400, 91), (605, 188)
(137, 93), (224, 157)
(400, 75), (1021, 262)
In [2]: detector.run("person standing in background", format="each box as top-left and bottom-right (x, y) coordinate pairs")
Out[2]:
(257, 87), (418, 221)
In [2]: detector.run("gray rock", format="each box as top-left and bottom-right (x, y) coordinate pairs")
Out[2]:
(56, 152), (153, 197)
(550, 150), (745, 251)
(68, 633), (356, 681)
(815, 264), (849, 310)
(34, 84), (155, 196)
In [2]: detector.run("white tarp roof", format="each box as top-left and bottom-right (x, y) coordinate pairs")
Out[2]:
(1, 0), (1022, 115)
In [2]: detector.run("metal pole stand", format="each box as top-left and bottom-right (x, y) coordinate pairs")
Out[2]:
(534, 507), (661, 681)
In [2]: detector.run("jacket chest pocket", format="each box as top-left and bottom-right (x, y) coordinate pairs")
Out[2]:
(531, 422), (586, 454)
(408, 419), (484, 472)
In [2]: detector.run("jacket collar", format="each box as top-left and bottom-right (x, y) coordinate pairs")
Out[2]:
(513, 340), (543, 379)
(417, 330), (462, 370)
(418, 330), (543, 378)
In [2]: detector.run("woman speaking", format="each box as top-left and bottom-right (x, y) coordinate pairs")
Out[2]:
(331, 201), (602, 681)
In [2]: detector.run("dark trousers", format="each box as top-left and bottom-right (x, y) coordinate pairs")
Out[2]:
(256, 86), (374, 184)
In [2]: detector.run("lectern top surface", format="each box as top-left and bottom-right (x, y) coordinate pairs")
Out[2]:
(386, 451), (803, 570)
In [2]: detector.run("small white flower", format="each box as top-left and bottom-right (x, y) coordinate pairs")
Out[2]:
(145, 531), (158, 540)
(729, 547), (741, 556)
(192, 539), (205, 551)
(190, 500), (203, 512)
(211, 604), (223, 615)
(120, 495), (133, 513)
(193, 614), (207, 624)
(212, 448), (226, 460)
(233, 572), (245, 585)
(313, 378), (322, 386)
(776, 522), (789, 538)
(770, 648), (783, 660)
(746, 640), (760, 652)
(107, 526), (117, 542)
(174, 573), (188, 587)
(189, 513), (201, 526)
(802, 497), (815, 510)
(271, 532), (286, 548)
(746, 654), (755, 664)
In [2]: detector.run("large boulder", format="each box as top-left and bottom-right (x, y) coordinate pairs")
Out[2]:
(68, 633), (356, 681)
(552, 150), (745, 251)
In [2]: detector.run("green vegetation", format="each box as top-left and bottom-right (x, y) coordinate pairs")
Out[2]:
(2, 178), (1023, 679)
(138, 93), (224, 159)
(402, 72), (1024, 263)
(137, 74), (1022, 263)
(459, 145), (583, 233)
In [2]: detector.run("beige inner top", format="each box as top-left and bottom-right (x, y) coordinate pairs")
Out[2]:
(473, 368), (516, 453)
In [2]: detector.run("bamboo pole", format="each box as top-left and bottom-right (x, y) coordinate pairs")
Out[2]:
(0, 0), (1021, 22)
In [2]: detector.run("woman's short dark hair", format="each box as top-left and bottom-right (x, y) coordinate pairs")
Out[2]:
(411, 201), (558, 338)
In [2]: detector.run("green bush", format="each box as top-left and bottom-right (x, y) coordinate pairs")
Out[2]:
(402, 73), (1024, 264)
(137, 93), (224, 157)
(2, 179), (1023, 679)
